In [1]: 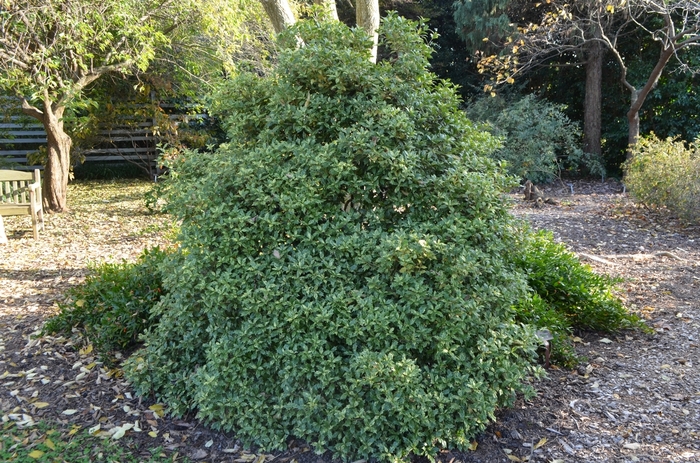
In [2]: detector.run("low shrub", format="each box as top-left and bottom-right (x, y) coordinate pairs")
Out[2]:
(512, 230), (646, 365)
(625, 133), (700, 223)
(44, 246), (169, 358)
(466, 94), (604, 183)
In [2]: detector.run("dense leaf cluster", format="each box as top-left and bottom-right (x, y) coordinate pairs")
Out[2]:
(125, 16), (542, 462)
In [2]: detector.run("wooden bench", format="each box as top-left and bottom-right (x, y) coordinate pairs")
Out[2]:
(0, 169), (44, 239)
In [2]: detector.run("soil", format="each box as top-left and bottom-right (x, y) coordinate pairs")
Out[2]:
(1, 179), (699, 463)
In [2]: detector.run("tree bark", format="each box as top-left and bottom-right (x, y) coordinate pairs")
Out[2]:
(626, 88), (641, 159)
(22, 98), (72, 212)
(583, 39), (603, 158)
(259, 0), (296, 34)
(314, 0), (339, 21)
(625, 47), (675, 158)
(356, 0), (380, 62)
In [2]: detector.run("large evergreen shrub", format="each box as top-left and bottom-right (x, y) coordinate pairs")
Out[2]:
(125, 15), (542, 462)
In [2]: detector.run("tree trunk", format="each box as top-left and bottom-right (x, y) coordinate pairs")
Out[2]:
(259, 0), (296, 34)
(356, 0), (380, 62)
(583, 39), (603, 158)
(43, 116), (72, 212)
(626, 88), (641, 159)
(314, 0), (338, 21)
(22, 99), (72, 212)
(625, 47), (675, 158)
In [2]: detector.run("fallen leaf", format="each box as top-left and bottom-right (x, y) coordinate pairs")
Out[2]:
(599, 338), (613, 344)
(624, 443), (641, 450)
(505, 455), (522, 462)
(205, 439), (214, 448)
(112, 427), (127, 440)
(33, 402), (49, 409)
(191, 449), (208, 459)
(148, 431), (158, 438)
(149, 403), (165, 418)
(468, 441), (478, 451)
(533, 437), (547, 449)
(62, 409), (78, 415)
(45, 438), (56, 450)
(79, 344), (93, 356)
(28, 450), (44, 459)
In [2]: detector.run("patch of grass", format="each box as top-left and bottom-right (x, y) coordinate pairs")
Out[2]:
(0, 421), (185, 462)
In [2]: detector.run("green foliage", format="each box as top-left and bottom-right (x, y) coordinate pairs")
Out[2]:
(452, 0), (514, 54)
(514, 230), (644, 333)
(625, 133), (700, 223)
(126, 16), (542, 462)
(44, 247), (169, 358)
(466, 94), (604, 182)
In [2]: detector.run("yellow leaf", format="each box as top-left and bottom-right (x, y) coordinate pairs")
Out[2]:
(149, 404), (166, 417)
(79, 345), (93, 356)
(506, 77), (515, 84)
(45, 438), (56, 450)
(34, 402), (49, 409)
(512, 46), (519, 53)
(506, 455), (522, 462)
(148, 431), (158, 438)
(482, 37), (489, 42)
(468, 441), (478, 451)
(28, 450), (44, 459)
(75, 300), (85, 308)
(606, 4), (614, 12)
(490, 92), (496, 97)
(68, 425), (80, 436)
(534, 437), (547, 449)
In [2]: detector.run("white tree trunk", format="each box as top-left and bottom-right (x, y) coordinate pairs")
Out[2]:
(314, 0), (339, 21)
(259, 0), (296, 34)
(356, 0), (380, 62)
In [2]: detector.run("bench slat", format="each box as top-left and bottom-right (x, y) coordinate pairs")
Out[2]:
(0, 204), (31, 215)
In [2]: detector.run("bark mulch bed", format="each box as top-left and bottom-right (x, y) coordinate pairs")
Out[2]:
(1, 178), (698, 463)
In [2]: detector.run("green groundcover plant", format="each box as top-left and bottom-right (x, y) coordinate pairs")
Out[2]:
(44, 247), (170, 358)
(125, 15), (544, 462)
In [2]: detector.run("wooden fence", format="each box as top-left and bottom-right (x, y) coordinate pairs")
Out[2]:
(0, 107), (205, 176)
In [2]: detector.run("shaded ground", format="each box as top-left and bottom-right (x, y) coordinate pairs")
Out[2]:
(1, 179), (698, 463)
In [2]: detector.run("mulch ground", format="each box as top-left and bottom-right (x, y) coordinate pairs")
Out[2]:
(1, 178), (699, 463)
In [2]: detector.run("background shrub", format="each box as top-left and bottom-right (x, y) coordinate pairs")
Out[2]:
(44, 247), (169, 358)
(625, 133), (700, 223)
(125, 16), (542, 463)
(466, 94), (604, 183)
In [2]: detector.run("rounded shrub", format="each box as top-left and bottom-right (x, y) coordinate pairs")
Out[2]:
(625, 133), (700, 224)
(466, 94), (604, 183)
(125, 15), (541, 462)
